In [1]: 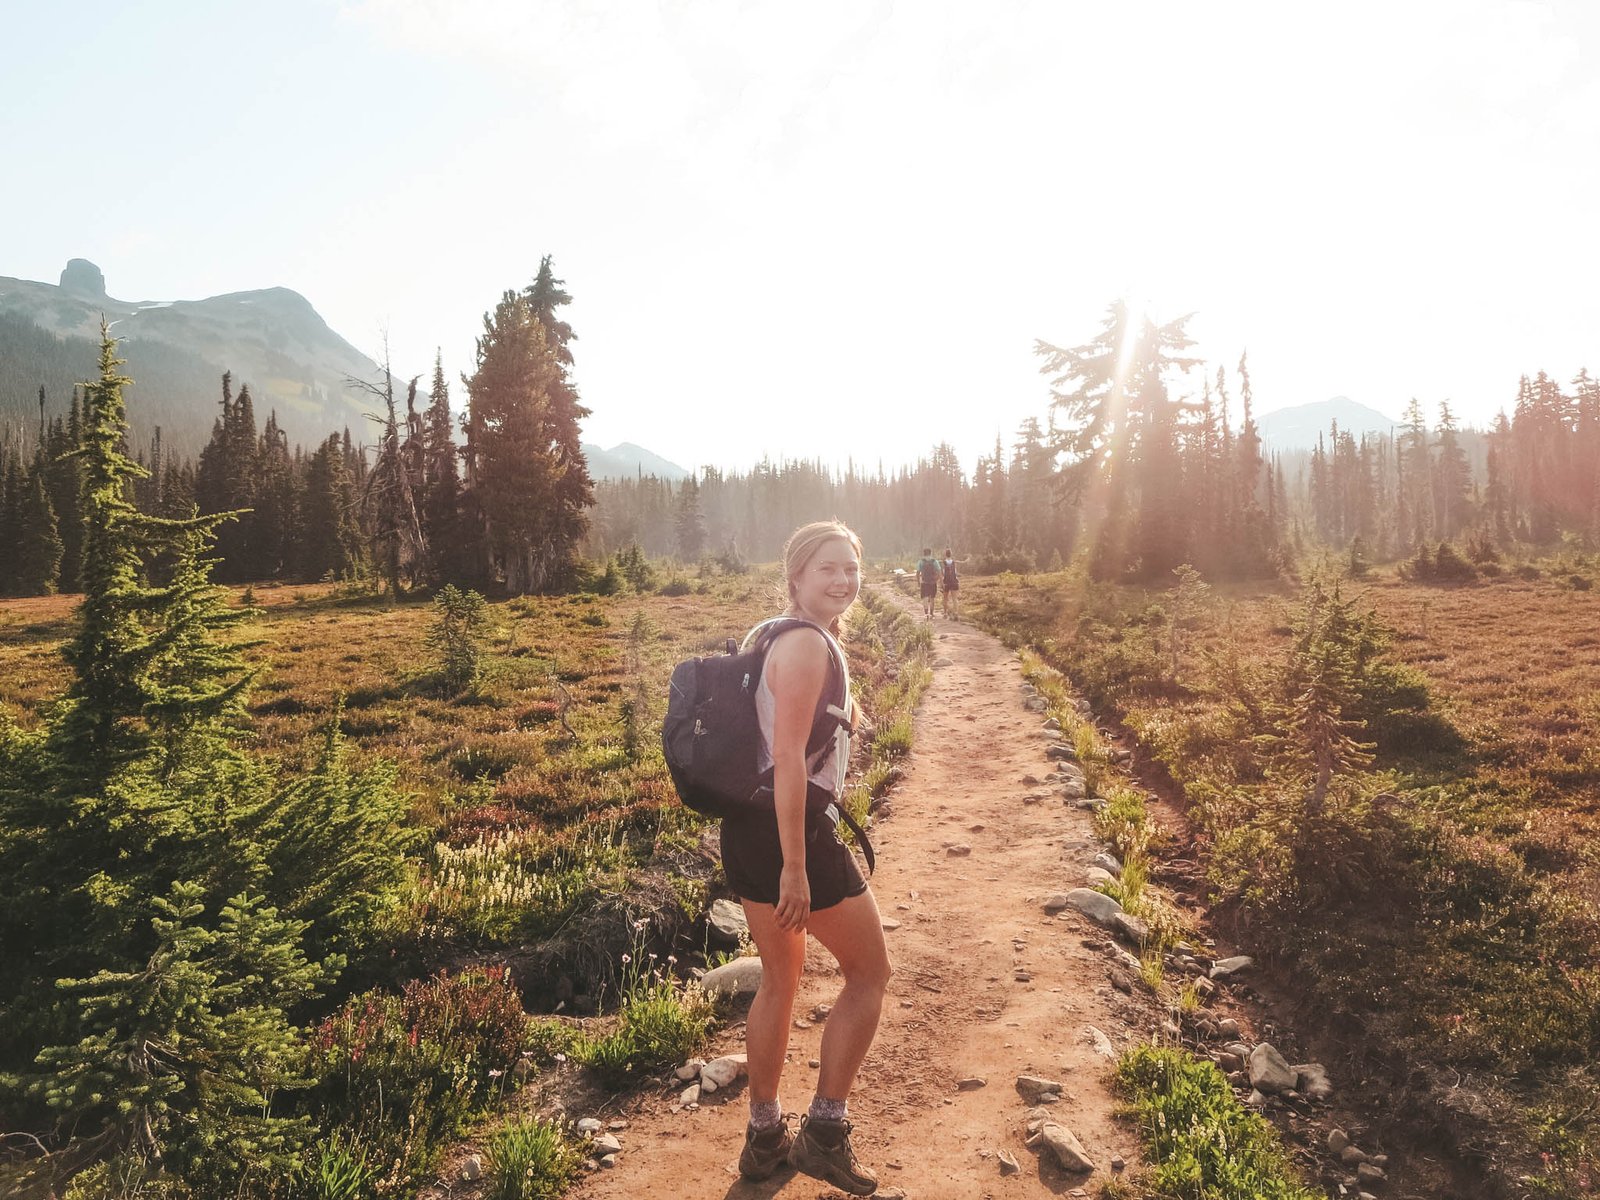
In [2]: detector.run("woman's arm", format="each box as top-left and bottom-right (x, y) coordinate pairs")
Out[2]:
(764, 628), (830, 931)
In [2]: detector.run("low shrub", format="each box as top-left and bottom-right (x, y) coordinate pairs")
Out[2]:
(574, 958), (714, 1087)
(485, 1117), (582, 1200)
(1114, 1045), (1320, 1200)
(968, 550), (1037, 575)
(307, 967), (529, 1181)
(299, 1131), (379, 1200)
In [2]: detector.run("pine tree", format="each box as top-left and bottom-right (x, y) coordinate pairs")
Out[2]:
(0, 435), (20, 594)
(359, 365), (427, 596)
(254, 710), (417, 962)
(16, 462), (64, 595)
(1433, 401), (1472, 540)
(1035, 302), (1199, 577)
(1263, 583), (1375, 818)
(465, 282), (594, 593)
(301, 433), (363, 581)
(43, 391), (86, 593)
(52, 332), (167, 777)
(17, 881), (324, 1185)
(675, 475), (708, 561)
(252, 411), (299, 580)
(421, 350), (465, 583)
(524, 257), (595, 586)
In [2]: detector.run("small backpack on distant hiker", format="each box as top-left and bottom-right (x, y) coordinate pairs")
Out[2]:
(662, 617), (874, 872)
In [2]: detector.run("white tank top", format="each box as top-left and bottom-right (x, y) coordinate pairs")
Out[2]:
(746, 622), (850, 797)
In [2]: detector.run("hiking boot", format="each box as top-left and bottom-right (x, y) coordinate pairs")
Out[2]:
(787, 1115), (878, 1195)
(737, 1116), (794, 1180)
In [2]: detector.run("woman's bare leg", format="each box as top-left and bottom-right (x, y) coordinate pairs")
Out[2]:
(740, 899), (807, 1105)
(804, 890), (892, 1101)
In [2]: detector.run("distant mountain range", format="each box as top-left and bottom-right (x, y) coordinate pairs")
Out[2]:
(580, 441), (689, 481)
(1255, 397), (1399, 450)
(0, 260), (688, 480)
(0, 260), (387, 453)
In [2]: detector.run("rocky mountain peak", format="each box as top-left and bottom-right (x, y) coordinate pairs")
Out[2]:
(59, 258), (107, 299)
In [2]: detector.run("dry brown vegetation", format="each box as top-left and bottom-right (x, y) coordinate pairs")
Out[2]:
(963, 560), (1600, 1196)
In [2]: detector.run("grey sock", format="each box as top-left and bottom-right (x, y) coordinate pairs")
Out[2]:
(749, 1099), (782, 1131)
(809, 1095), (848, 1123)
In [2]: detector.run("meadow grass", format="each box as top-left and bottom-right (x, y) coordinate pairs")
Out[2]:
(964, 561), (1600, 1191)
(484, 1117), (582, 1200)
(573, 955), (716, 1087)
(0, 567), (934, 1196)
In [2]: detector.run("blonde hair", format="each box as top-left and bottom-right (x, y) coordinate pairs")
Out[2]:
(780, 519), (864, 636)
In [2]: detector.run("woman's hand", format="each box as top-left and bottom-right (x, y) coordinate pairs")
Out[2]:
(775, 862), (811, 931)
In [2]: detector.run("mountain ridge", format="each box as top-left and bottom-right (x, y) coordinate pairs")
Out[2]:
(1255, 396), (1400, 450)
(0, 262), (385, 452)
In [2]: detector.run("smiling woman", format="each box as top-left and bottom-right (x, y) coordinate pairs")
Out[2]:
(717, 519), (890, 1194)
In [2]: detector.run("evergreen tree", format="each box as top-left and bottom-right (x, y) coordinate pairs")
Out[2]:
(16, 882), (324, 1186)
(1035, 302), (1199, 577)
(1400, 398), (1431, 548)
(524, 257), (595, 586)
(52, 333), (168, 778)
(360, 367), (427, 596)
(465, 282), (593, 593)
(1433, 401), (1472, 539)
(43, 392), (86, 593)
(300, 433), (363, 581)
(0, 435), (20, 593)
(251, 412), (298, 580)
(195, 373), (263, 581)
(17, 465), (64, 596)
(421, 350), (465, 583)
(1263, 583), (1375, 818)
(675, 475), (708, 561)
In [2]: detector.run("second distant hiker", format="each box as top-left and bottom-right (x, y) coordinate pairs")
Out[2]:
(914, 547), (940, 619)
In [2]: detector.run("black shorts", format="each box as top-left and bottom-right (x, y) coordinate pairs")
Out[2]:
(720, 804), (868, 912)
(920, 580), (938, 599)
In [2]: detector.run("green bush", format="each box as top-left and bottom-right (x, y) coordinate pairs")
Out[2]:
(426, 585), (491, 689)
(1114, 1045), (1319, 1200)
(968, 550), (1036, 574)
(1404, 541), (1477, 583)
(299, 1131), (379, 1200)
(307, 968), (529, 1180)
(485, 1117), (582, 1200)
(574, 960), (713, 1087)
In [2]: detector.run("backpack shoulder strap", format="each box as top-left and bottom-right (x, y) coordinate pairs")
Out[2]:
(745, 617), (850, 740)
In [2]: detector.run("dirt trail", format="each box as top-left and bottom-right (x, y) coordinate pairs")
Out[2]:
(572, 596), (1151, 1199)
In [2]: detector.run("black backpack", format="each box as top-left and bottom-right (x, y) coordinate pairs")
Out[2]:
(662, 617), (874, 872)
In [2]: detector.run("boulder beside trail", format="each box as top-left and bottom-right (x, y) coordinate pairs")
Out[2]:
(700, 1054), (748, 1090)
(707, 898), (748, 945)
(1062, 888), (1124, 927)
(1294, 1062), (1334, 1100)
(700, 957), (762, 999)
(1209, 955), (1255, 980)
(1247, 1043), (1297, 1095)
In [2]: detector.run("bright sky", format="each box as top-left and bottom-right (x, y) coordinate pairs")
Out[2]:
(5, 1), (1598, 474)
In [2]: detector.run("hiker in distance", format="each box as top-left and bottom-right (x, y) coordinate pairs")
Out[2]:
(940, 547), (967, 620)
(728, 520), (890, 1195)
(913, 546), (940, 619)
